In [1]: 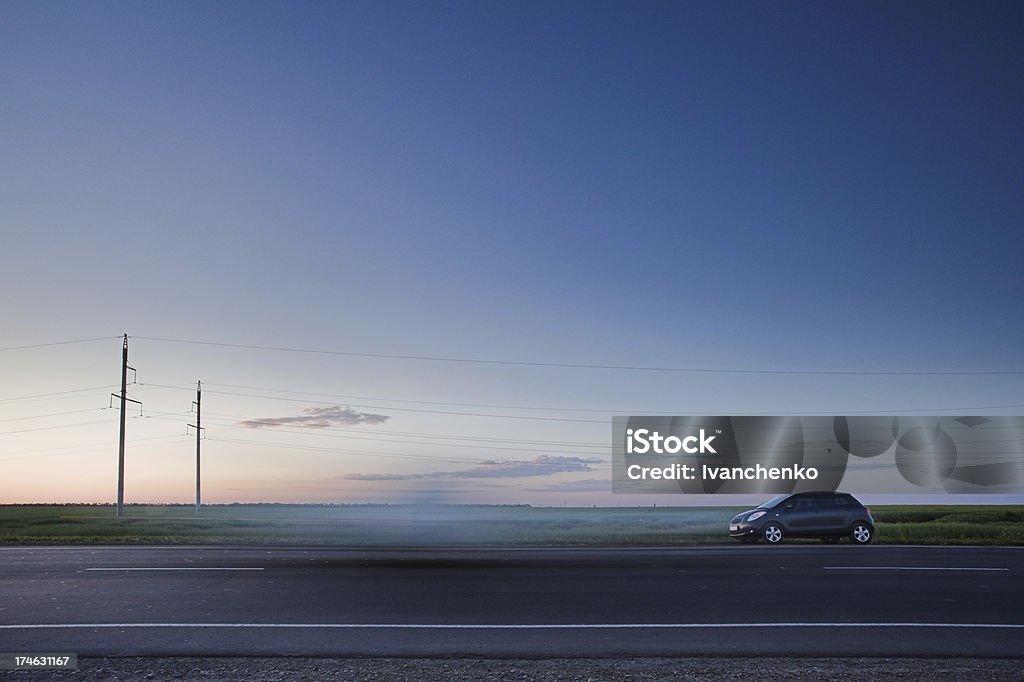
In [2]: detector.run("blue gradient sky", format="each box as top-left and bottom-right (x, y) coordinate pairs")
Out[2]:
(1, 2), (1021, 504)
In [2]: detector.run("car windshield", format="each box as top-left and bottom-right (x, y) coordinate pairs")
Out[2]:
(757, 494), (791, 509)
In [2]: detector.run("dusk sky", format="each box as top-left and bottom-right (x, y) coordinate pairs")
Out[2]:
(2, 2), (1021, 505)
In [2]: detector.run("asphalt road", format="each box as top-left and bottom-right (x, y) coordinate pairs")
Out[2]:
(1, 545), (1022, 657)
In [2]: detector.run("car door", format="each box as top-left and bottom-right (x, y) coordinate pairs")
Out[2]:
(781, 495), (817, 531)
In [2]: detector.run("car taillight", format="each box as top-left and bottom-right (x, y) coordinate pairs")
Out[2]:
(865, 506), (871, 516)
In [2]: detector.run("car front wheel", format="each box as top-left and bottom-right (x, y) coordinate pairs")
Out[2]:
(763, 523), (784, 544)
(850, 523), (873, 544)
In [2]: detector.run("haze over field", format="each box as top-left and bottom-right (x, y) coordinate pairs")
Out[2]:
(1, 3), (1021, 506)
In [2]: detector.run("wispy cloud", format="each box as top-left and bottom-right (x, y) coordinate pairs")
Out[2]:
(525, 478), (611, 493)
(344, 455), (603, 481)
(238, 406), (390, 429)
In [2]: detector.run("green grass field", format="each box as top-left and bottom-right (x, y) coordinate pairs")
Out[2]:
(1, 504), (1022, 546)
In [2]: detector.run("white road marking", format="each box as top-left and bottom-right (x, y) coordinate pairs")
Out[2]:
(83, 567), (264, 572)
(824, 566), (1009, 571)
(1, 622), (1023, 630)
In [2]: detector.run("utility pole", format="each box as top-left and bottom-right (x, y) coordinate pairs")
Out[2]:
(112, 334), (141, 518)
(187, 381), (204, 515)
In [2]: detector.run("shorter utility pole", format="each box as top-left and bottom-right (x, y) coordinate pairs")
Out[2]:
(112, 334), (141, 518)
(187, 381), (204, 515)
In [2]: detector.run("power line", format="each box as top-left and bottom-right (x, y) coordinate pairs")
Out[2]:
(143, 412), (609, 455)
(160, 386), (1024, 426)
(0, 385), (117, 403)
(192, 416), (1024, 452)
(138, 382), (1024, 421)
(204, 382), (677, 414)
(189, 388), (609, 424)
(139, 381), (664, 416)
(0, 435), (184, 462)
(148, 409), (1024, 461)
(199, 382), (1024, 419)
(191, 429), (1024, 468)
(0, 336), (121, 352)
(203, 412), (608, 447)
(139, 383), (609, 424)
(137, 383), (628, 423)
(209, 436), (613, 467)
(120, 414), (1024, 464)
(142, 406), (609, 447)
(132, 335), (1024, 376)
(0, 408), (108, 423)
(0, 419), (113, 436)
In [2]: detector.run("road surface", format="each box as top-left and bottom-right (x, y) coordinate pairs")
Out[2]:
(1, 545), (1021, 657)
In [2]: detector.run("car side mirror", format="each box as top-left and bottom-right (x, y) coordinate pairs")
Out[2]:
(783, 503), (794, 511)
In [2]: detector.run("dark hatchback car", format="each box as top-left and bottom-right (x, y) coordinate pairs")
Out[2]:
(729, 492), (875, 544)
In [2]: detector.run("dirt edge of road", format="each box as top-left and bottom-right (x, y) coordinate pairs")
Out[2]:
(5, 657), (1024, 681)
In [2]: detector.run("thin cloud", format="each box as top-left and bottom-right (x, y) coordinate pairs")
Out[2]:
(344, 455), (603, 481)
(238, 406), (390, 429)
(525, 478), (611, 493)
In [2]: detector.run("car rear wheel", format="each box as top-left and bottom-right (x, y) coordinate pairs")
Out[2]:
(850, 523), (873, 544)
(763, 523), (784, 544)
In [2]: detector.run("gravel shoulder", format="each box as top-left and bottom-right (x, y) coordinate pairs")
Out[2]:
(6, 657), (1024, 681)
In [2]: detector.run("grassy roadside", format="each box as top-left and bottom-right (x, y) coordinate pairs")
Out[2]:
(871, 505), (1024, 545)
(0, 504), (1022, 546)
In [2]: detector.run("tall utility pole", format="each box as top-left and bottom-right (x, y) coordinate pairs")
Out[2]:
(188, 381), (204, 515)
(112, 334), (140, 518)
